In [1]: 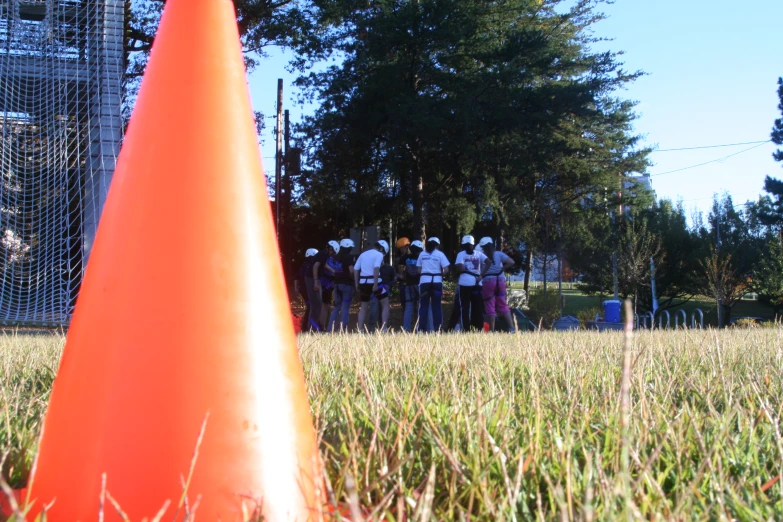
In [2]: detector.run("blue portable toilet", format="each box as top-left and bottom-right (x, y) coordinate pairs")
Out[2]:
(603, 299), (621, 323)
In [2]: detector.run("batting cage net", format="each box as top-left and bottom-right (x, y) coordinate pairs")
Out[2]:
(0, 0), (124, 326)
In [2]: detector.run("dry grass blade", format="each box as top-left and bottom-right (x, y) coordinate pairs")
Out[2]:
(344, 474), (364, 522)
(149, 499), (170, 522)
(413, 464), (436, 522)
(176, 412), (209, 519)
(105, 491), (131, 522)
(98, 473), (106, 522)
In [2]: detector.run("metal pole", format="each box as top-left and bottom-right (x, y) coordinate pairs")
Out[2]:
(275, 79), (283, 237)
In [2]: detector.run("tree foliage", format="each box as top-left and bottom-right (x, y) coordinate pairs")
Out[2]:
(699, 248), (748, 322)
(696, 195), (764, 325)
(570, 198), (698, 313)
(772, 77), (783, 164)
(123, 0), (304, 123)
(755, 176), (783, 235)
(750, 238), (783, 316)
(293, 0), (650, 259)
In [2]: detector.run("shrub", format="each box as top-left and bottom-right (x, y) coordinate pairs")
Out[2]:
(577, 307), (602, 326)
(527, 289), (560, 328)
(731, 317), (762, 328)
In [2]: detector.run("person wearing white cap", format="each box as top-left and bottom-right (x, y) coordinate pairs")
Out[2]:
(313, 240), (340, 329)
(354, 239), (391, 331)
(294, 248), (321, 331)
(478, 237), (516, 331)
(398, 239), (424, 331)
(328, 238), (358, 331)
(416, 237), (450, 332)
(453, 235), (490, 331)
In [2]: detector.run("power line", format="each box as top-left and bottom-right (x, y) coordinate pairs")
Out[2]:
(652, 140), (771, 152)
(679, 191), (760, 203)
(650, 142), (770, 177)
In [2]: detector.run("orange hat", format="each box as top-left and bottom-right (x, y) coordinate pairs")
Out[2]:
(395, 237), (411, 248)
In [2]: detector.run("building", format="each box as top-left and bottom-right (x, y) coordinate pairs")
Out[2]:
(624, 173), (654, 201)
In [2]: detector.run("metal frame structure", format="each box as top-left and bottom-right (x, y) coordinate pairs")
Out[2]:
(0, 0), (124, 326)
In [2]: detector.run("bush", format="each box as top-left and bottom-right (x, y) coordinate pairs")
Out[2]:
(577, 307), (602, 326)
(729, 316), (767, 329)
(527, 289), (560, 328)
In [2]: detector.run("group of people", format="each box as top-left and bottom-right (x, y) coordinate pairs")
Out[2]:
(294, 234), (516, 333)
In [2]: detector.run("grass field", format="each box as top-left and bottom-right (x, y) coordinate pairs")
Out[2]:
(2, 330), (783, 520)
(506, 286), (776, 328)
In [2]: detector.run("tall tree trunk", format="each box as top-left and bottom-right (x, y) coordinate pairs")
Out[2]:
(412, 174), (425, 240)
(523, 249), (532, 295)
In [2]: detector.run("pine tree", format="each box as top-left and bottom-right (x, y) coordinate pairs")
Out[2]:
(295, 0), (650, 259)
(772, 77), (783, 164)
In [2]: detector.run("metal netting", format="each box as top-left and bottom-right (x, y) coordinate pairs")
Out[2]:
(0, 0), (124, 326)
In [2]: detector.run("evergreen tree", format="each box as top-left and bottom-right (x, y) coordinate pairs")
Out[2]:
(124, 0), (307, 119)
(295, 0), (650, 269)
(772, 77), (783, 164)
(756, 176), (783, 235)
(697, 195), (764, 325)
(569, 198), (698, 313)
(751, 238), (783, 317)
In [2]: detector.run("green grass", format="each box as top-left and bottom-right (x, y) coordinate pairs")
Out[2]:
(2, 330), (783, 520)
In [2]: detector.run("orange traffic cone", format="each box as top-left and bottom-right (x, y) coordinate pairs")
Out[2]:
(26, 0), (324, 520)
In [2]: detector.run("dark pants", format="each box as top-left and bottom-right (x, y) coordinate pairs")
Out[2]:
(402, 284), (420, 331)
(304, 276), (320, 331)
(418, 282), (443, 332)
(456, 284), (484, 331)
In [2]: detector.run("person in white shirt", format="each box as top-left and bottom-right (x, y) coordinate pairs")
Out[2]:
(354, 240), (391, 331)
(478, 237), (516, 331)
(415, 237), (450, 332)
(453, 235), (490, 331)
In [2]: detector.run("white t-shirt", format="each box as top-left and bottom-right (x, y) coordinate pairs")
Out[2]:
(485, 251), (511, 279)
(456, 250), (488, 286)
(416, 250), (450, 284)
(354, 249), (384, 280)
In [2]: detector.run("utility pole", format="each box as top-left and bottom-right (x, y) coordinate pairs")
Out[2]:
(613, 174), (624, 301)
(282, 109), (291, 275)
(275, 79), (283, 238)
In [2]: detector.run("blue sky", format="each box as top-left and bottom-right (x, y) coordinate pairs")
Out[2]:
(247, 0), (783, 219)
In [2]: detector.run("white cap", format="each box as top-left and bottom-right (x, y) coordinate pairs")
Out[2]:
(305, 248), (318, 257)
(427, 237), (440, 245)
(339, 238), (355, 249)
(410, 240), (424, 249)
(376, 239), (390, 254)
(327, 240), (340, 253)
(461, 235), (475, 245)
(478, 237), (493, 248)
